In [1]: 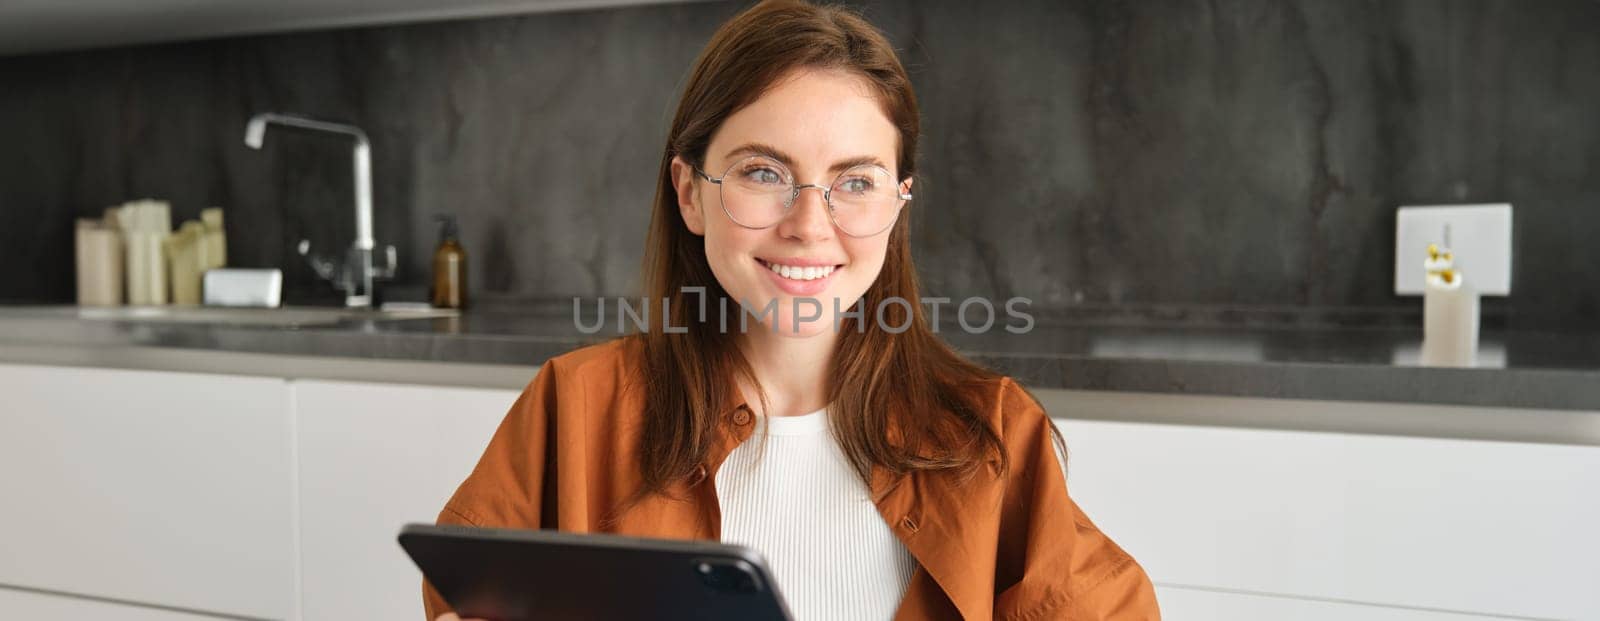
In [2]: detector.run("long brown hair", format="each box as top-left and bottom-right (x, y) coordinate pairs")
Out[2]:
(628, 0), (1062, 506)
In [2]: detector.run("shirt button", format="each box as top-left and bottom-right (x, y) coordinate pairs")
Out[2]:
(900, 516), (919, 533)
(731, 407), (752, 426)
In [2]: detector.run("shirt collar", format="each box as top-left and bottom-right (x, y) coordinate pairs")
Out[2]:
(707, 371), (912, 500)
(701, 371), (965, 617)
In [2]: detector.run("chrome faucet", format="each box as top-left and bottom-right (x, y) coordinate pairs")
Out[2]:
(244, 112), (396, 308)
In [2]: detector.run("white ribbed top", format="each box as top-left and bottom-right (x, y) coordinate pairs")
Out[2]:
(714, 407), (917, 621)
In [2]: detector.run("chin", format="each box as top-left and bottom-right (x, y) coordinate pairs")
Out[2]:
(734, 295), (837, 338)
(768, 314), (837, 338)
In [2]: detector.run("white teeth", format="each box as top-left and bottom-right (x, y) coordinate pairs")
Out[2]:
(763, 260), (836, 281)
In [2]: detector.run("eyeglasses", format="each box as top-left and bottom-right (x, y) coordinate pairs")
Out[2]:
(693, 155), (912, 238)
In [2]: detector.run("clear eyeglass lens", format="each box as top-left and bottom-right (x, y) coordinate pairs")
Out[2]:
(716, 155), (906, 236)
(828, 164), (902, 236)
(720, 156), (793, 228)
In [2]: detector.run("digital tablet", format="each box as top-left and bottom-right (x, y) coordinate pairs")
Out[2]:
(399, 523), (794, 621)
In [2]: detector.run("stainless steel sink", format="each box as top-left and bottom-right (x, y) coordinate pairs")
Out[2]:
(65, 304), (457, 327)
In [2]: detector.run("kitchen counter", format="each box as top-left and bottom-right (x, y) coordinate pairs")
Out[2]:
(2, 302), (1598, 412)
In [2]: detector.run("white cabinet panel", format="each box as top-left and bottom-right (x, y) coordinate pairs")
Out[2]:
(0, 586), (232, 620)
(1057, 418), (1600, 620)
(0, 364), (295, 620)
(1155, 584), (1504, 621)
(293, 378), (520, 621)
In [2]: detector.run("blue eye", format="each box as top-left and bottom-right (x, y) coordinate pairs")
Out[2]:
(839, 177), (875, 194)
(742, 167), (785, 185)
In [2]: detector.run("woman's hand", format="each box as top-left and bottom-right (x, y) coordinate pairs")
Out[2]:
(434, 614), (487, 621)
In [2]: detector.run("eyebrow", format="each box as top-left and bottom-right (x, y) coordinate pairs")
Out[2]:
(722, 142), (889, 176)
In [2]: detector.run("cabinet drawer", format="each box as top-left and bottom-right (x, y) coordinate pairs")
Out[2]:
(0, 586), (234, 620)
(1056, 417), (1600, 620)
(1155, 584), (1507, 620)
(294, 378), (517, 620)
(0, 364), (295, 620)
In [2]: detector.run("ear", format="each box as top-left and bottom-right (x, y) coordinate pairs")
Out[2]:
(900, 176), (915, 209)
(670, 155), (706, 236)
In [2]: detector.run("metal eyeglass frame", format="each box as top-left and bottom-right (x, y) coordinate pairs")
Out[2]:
(692, 156), (913, 238)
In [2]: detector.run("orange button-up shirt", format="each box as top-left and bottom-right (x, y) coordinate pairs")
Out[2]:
(423, 337), (1160, 620)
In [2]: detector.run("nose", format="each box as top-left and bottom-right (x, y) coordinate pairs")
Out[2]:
(777, 184), (834, 241)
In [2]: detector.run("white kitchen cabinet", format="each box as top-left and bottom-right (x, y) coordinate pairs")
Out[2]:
(1153, 584), (1504, 620)
(1055, 417), (1600, 621)
(6, 354), (1597, 621)
(292, 378), (521, 621)
(0, 363), (296, 620)
(0, 586), (231, 620)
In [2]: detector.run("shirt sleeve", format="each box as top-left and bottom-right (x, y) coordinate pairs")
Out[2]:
(422, 359), (561, 620)
(992, 378), (1162, 620)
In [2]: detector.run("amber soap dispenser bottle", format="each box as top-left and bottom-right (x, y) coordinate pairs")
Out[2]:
(430, 214), (467, 309)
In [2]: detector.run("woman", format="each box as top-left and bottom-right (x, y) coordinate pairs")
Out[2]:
(428, 1), (1159, 619)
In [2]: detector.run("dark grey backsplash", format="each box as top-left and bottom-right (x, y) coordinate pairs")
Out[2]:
(2, 0), (1596, 328)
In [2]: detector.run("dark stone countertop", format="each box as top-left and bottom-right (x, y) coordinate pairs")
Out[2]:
(1, 302), (1597, 411)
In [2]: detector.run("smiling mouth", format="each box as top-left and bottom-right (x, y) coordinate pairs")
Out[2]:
(758, 259), (843, 281)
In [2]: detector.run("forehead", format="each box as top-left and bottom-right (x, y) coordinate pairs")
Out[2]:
(707, 68), (900, 175)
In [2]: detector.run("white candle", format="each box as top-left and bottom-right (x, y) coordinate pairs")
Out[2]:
(1420, 269), (1479, 367)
